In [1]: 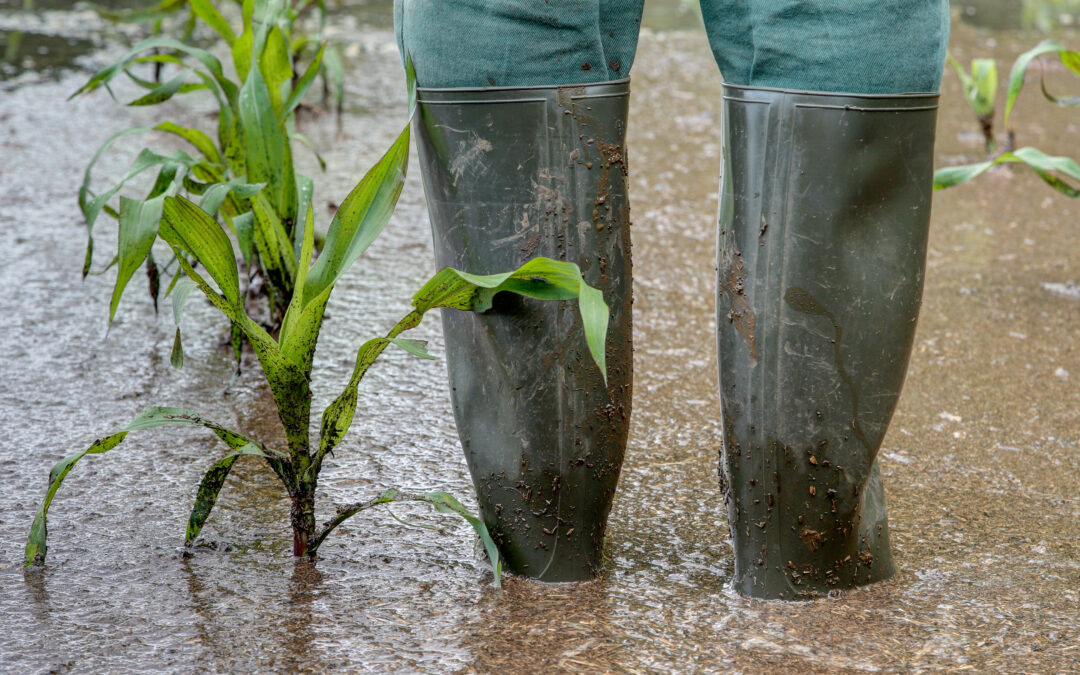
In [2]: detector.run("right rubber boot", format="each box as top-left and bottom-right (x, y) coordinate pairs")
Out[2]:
(414, 80), (634, 582)
(715, 84), (940, 600)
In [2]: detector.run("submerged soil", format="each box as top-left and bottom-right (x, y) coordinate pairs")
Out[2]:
(1, 3), (1077, 672)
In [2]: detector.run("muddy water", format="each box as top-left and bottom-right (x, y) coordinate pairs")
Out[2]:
(1, 3), (1078, 672)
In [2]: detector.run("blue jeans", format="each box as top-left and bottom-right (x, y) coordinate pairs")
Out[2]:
(395, 0), (949, 93)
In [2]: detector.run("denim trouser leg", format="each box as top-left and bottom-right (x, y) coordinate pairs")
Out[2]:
(699, 0), (950, 93)
(394, 0), (645, 88)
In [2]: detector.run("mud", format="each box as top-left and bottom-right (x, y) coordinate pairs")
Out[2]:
(1, 2), (1078, 673)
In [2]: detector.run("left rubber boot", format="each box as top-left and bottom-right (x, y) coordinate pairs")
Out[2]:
(414, 80), (634, 582)
(715, 83), (940, 599)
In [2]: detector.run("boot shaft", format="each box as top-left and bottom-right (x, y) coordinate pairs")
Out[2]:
(716, 84), (939, 599)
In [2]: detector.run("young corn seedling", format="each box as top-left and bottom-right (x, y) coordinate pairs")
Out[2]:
(78, 0), (332, 338)
(936, 40), (1080, 197)
(26, 66), (610, 587)
(947, 54), (999, 154)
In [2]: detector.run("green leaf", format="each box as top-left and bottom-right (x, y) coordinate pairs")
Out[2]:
(234, 211), (255, 264)
(293, 174), (314, 260)
(110, 195), (166, 324)
(411, 257), (610, 383)
(418, 491), (503, 587)
(26, 407), (285, 567)
(309, 489), (501, 586)
(155, 121), (223, 166)
(312, 333), (427, 477)
(128, 69), (190, 106)
(198, 180), (265, 218)
(1040, 75), (1080, 107)
(189, 0), (236, 45)
(171, 328), (185, 369)
(232, 0), (255, 83)
(259, 24), (292, 116)
(238, 51), (290, 223)
(969, 58), (997, 118)
(1004, 39), (1080, 126)
(301, 125), (410, 304)
(160, 196), (241, 309)
(169, 276), (198, 370)
(251, 192), (298, 302)
(281, 42), (325, 120)
(279, 202), (316, 349)
(72, 37), (238, 105)
(185, 443), (269, 545)
(322, 42), (344, 112)
(934, 146), (1080, 198)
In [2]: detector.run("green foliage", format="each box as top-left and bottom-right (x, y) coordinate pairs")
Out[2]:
(77, 0), (334, 333)
(28, 52), (612, 588)
(947, 54), (998, 153)
(936, 40), (1080, 198)
(1004, 39), (1080, 125)
(948, 55), (998, 119)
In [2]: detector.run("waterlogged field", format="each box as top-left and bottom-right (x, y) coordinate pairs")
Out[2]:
(1, 2), (1078, 672)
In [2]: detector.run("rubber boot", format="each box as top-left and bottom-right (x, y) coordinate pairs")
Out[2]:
(415, 80), (634, 582)
(715, 84), (939, 599)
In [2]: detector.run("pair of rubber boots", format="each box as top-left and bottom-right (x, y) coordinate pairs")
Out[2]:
(414, 79), (938, 600)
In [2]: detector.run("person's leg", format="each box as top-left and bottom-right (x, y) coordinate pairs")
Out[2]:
(395, 0), (642, 87)
(701, 0), (948, 93)
(394, 1), (644, 581)
(702, 0), (949, 599)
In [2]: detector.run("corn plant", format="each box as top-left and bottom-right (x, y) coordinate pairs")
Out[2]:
(92, 0), (344, 107)
(936, 40), (1080, 197)
(79, 0), (332, 339)
(947, 54), (998, 154)
(26, 67), (611, 588)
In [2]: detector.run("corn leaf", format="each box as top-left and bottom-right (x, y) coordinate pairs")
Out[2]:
(110, 195), (167, 323)
(198, 180), (265, 218)
(312, 335), (432, 476)
(185, 443), (271, 545)
(128, 69), (191, 106)
(160, 196), (241, 309)
(260, 24), (293, 116)
(170, 276), (198, 369)
(411, 257), (610, 383)
(26, 407), (285, 567)
(281, 42), (325, 120)
(310, 489), (501, 587)
(72, 37), (238, 105)
(934, 146), (1080, 198)
(238, 49), (291, 224)
(189, 0), (236, 45)
(1005, 39), (1080, 125)
(251, 192), (298, 297)
(155, 121), (223, 166)
(300, 126), (409, 305)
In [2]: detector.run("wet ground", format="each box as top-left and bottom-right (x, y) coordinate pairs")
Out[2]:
(1, 2), (1078, 673)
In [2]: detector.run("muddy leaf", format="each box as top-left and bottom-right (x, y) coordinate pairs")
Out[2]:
(411, 257), (610, 383)
(310, 489), (501, 587)
(281, 42), (325, 120)
(26, 408), (284, 567)
(160, 195), (242, 310)
(186, 444), (270, 545)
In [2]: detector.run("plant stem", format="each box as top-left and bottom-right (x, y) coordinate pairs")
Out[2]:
(292, 481), (317, 557)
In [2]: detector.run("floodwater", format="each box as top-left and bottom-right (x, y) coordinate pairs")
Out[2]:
(1, 2), (1078, 672)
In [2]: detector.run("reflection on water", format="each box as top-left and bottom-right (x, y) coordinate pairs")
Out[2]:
(0, 30), (95, 81)
(0, 1), (1077, 672)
